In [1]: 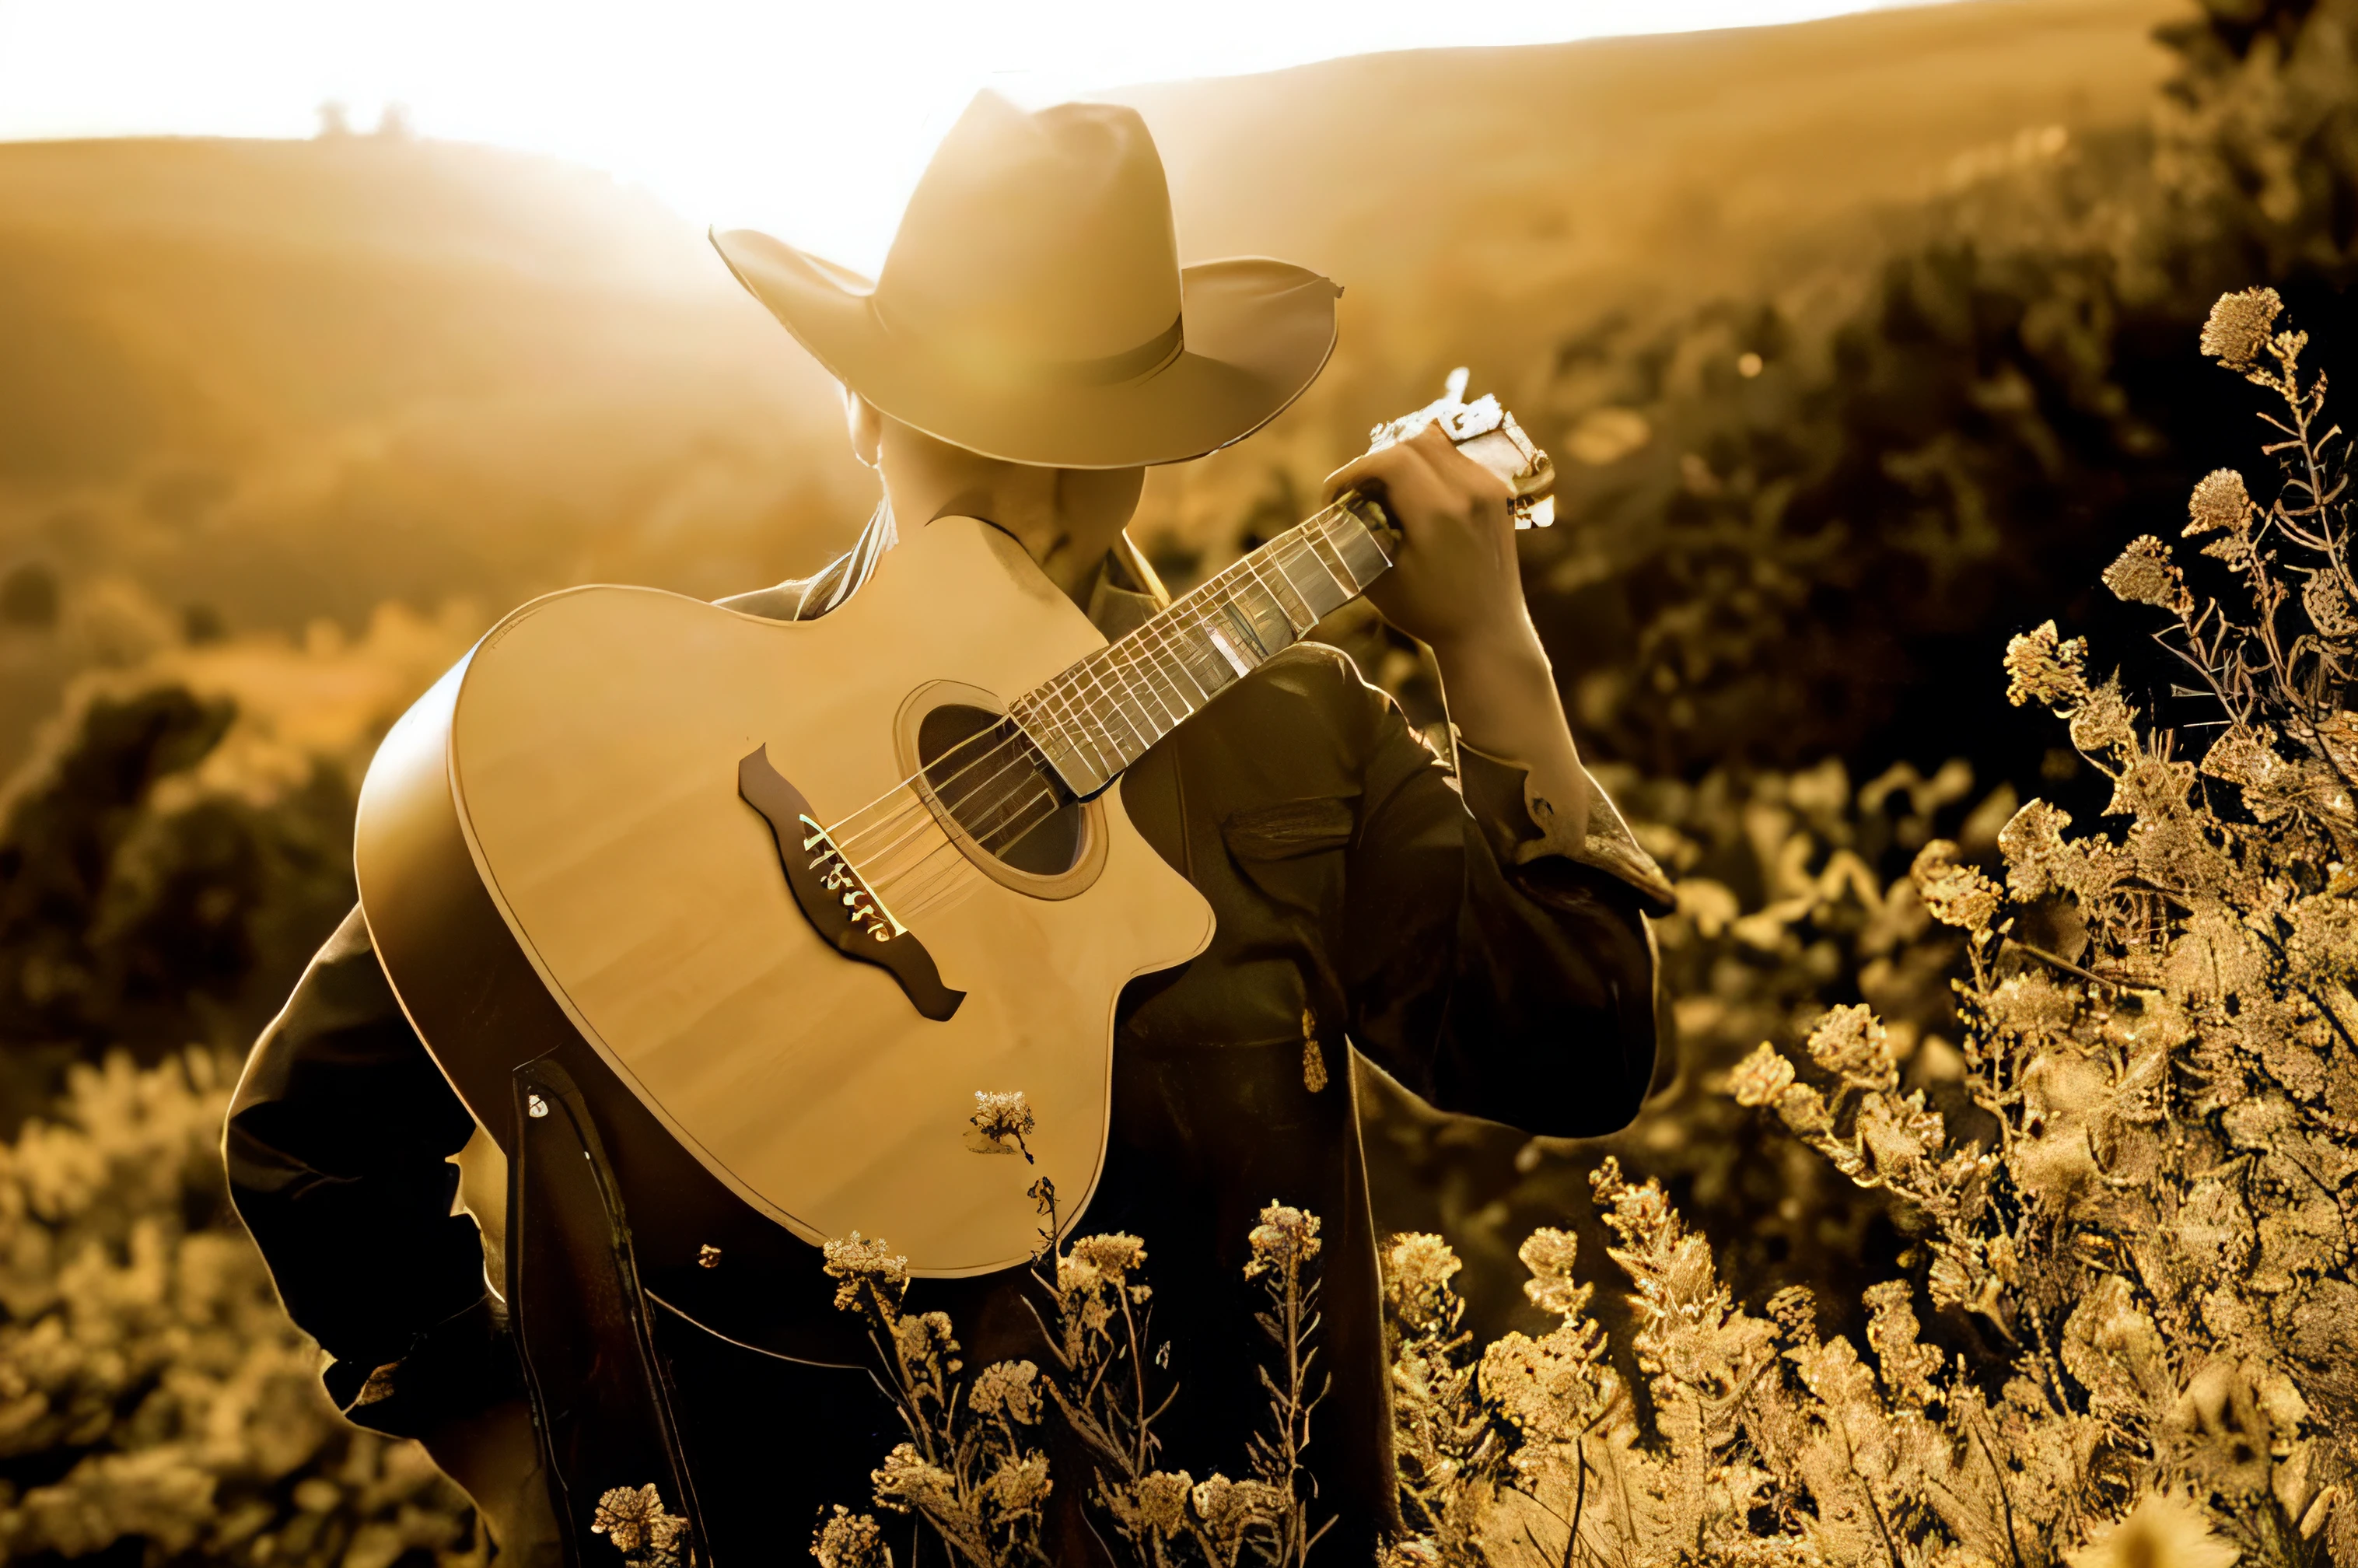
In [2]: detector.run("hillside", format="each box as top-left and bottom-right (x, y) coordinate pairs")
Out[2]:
(0, 0), (2181, 772)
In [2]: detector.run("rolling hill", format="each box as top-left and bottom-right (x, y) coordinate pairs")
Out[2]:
(0, 0), (2179, 773)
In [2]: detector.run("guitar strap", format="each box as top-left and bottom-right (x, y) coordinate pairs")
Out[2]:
(508, 1057), (712, 1566)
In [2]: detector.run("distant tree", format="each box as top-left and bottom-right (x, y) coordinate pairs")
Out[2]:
(313, 100), (351, 138)
(373, 101), (415, 141)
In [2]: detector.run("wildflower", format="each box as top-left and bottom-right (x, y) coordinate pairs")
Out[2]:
(1728, 1041), (1796, 1107)
(811, 1507), (892, 1568)
(891, 1311), (959, 1374)
(2069, 677), (2139, 758)
(1191, 1473), (1287, 1548)
(1998, 798), (2076, 899)
(1774, 1081), (1835, 1138)
(1245, 1202), (1321, 1278)
(1067, 1233), (1146, 1282)
(1518, 1227), (1589, 1318)
(823, 1232), (909, 1312)
(1806, 1003), (1899, 1087)
(2185, 467), (2252, 537)
(872, 1443), (959, 1517)
(590, 1484), (677, 1555)
(1384, 1232), (1463, 1332)
(979, 1452), (1052, 1521)
(2303, 572), (2358, 637)
(1132, 1470), (1193, 1538)
(2101, 535), (2188, 611)
(2066, 1493), (2241, 1568)
(968, 1360), (1041, 1424)
(969, 1090), (1034, 1158)
(1912, 841), (2001, 933)
(2198, 285), (2283, 369)
(2005, 620), (2089, 708)
(2105, 756), (2196, 819)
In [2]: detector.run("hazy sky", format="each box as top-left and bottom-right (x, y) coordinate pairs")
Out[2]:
(0, 0), (1926, 272)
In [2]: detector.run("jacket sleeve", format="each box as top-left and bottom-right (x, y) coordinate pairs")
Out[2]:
(1334, 657), (1673, 1138)
(226, 905), (520, 1437)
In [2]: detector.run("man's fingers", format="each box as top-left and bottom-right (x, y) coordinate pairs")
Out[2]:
(1408, 423), (1513, 505)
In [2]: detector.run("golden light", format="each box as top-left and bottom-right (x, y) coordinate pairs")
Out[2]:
(0, 0), (1925, 275)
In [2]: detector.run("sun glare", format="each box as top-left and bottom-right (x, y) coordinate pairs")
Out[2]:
(0, 0), (1922, 274)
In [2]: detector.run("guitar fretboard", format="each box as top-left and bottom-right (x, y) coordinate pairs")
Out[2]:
(1011, 504), (1394, 799)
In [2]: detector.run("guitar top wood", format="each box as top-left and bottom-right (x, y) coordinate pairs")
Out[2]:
(356, 516), (1214, 1275)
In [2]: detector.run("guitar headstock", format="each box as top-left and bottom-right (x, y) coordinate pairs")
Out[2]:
(1366, 367), (1556, 530)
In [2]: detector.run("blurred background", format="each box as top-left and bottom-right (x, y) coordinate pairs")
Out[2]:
(0, 0), (2350, 1559)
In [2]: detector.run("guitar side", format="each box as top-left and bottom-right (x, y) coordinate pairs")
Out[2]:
(355, 518), (1214, 1278)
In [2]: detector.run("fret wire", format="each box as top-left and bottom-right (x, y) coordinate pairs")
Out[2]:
(1020, 502), (1388, 792)
(1071, 646), (1149, 768)
(1106, 639), (1170, 747)
(1249, 548), (1317, 634)
(1303, 517), (1360, 596)
(1125, 635), (1185, 733)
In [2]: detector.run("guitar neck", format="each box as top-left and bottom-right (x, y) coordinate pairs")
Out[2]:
(1011, 502), (1395, 800)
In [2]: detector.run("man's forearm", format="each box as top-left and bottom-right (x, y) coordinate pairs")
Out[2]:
(1429, 625), (1593, 851)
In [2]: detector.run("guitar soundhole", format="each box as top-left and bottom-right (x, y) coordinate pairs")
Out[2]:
(918, 704), (1086, 877)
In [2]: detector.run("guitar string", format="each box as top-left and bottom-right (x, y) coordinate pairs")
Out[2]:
(860, 521), (1383, 922)
(835, 508), (1366, 870)
(863, 520), (1373, 917)
(818, 507), (1355, 860)
(818, 509), (1377, 916)
(829, 516), (1373, 919)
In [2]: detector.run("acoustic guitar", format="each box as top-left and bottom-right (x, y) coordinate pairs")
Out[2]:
(354, 376), (1554, 1290)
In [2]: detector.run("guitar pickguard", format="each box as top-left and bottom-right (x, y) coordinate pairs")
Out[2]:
(738, 747), (965, 1021)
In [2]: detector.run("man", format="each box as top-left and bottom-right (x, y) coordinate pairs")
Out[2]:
(226, 93), (1671, 1563)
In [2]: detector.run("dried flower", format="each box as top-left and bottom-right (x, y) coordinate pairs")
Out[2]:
(1728, 1041), (1796, 1106)
(590, 1483), (682, 1556)
(823, 1232), (908, 1313)
(1067, 1233), (1146, 1282)
(2005, 620), (2090, 708)
(871, 1443), (958, 1517)
(1999, 798), (2077, 898)
(890, 1311), (959, 1379)
(2070, 677), (2139, 758)
(2199, 285), (2282, 369)
(978, 1452), (1051, 1520)
(2185, 468), (2252, 537)
(1244, 1202), (1321, 1278)
(2302, 572), (2357, 636)
(969, 1090), (1034, 1158)
(968, 1360), (1041, 1425)
(811, 1507), (891, 1568)
(1384, 1232), (1464, 1333)
(1517, 1227), (1590, 1318)
(1806, 1001), (1900, 1087)
(2064, 1493), (2241, 1568)
(2102, 534), (2188, 610)
(1130, 1470), (1193, 1538)
(1912, 841), (2001, 933)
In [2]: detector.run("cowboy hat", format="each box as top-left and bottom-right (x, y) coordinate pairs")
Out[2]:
(711, 91), (1340, 469)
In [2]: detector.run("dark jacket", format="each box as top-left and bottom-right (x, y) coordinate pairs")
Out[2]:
(226, 514), (1671, 1563)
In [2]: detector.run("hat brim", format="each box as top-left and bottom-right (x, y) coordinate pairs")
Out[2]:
(712, 227), (1339, 469)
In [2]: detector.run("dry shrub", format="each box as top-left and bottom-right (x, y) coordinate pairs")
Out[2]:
(1379, 294), (2358, 1567)
(0, 1049), (478, 1568)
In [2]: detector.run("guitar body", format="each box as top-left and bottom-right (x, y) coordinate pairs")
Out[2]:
(355, 516), (1214, 1279)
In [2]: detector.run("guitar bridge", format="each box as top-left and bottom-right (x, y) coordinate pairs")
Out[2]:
(739, 747), (964, 1022)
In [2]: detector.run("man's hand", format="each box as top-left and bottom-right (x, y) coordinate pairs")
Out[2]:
(1323, 423), (1534, 661)
(1324, 422), (1594, 850)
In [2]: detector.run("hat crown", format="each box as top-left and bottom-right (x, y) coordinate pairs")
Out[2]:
(875, 94), (1182, 372)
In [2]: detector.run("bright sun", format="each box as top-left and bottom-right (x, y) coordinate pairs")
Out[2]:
(0, 0), (1925, 274)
